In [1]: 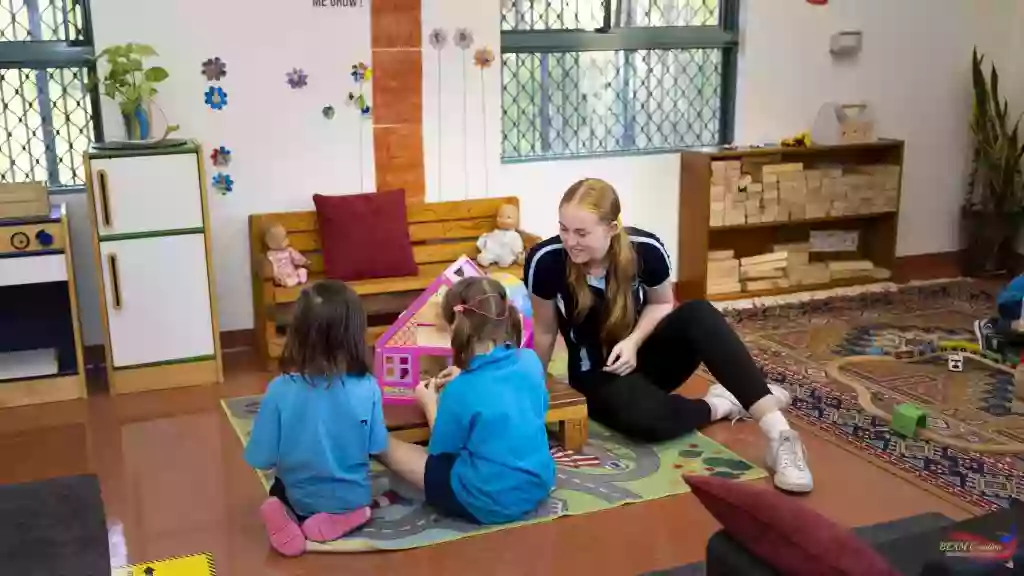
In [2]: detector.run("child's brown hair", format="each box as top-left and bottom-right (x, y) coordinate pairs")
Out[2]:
(280, 280), (370, 382)
(441, 276), (522, 369)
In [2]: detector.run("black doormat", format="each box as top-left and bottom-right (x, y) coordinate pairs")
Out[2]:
(0, 474), (110, 576)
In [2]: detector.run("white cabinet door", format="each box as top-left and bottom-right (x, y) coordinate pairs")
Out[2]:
(99, 234), (215, 368)
(90, 153), (203, 237)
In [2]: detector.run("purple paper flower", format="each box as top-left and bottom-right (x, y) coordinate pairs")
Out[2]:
(201, 57), (227, 81)
(286, 68), (308, 89)
(428, 28), (448, 50)
(453, 28), (474, 50)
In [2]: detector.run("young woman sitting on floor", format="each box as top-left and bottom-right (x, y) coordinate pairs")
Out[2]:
(524, 178), (814, 493)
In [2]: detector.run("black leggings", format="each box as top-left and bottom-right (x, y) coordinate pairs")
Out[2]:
(570, 300), (773, 442)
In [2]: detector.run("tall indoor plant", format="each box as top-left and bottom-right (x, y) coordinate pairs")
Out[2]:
(93, 43), (173, 141)
(962, 48), (1024, 276)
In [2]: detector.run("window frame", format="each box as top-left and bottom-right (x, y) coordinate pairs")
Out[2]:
(0, 0), (103, 194)
(500, 0), (740, 163)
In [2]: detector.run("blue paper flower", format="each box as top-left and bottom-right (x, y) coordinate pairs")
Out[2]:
(212, 172), (234, 193)
(210, 146), (231, 167)
(205, 86), (227, 110)
(286, 68), (308, 89)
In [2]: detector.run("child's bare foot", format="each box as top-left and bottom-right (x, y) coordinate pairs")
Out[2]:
(301, 507), (372, 542)
(259, 497), (306, 557)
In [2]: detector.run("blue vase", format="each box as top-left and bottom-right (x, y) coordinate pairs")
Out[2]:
(123, 104), (151, 141)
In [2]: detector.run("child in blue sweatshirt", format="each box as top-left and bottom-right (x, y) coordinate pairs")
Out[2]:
(245, 281), (387, 557)
(975, 275), (1024, 357)
(380, 276), (555, 524)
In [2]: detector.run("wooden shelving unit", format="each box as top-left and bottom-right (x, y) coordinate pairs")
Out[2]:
(676, 140), (904, 302)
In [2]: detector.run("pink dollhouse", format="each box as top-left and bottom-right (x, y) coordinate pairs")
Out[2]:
(374, 255), (534, 403)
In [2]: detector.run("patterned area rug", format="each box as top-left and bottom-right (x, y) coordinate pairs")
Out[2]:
(722, 279), (1024, 511)
(222, 396), (765, 552)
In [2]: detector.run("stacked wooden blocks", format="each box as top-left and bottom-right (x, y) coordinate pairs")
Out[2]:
(708, 161), (901, 228)
(706, 242), (893, 296)
(0, 182), (49, 219)
(706, 250), (740, 296)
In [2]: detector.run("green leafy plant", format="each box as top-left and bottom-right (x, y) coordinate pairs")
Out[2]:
(92, 43), (178, 139)
(962, 47), (1024, 275)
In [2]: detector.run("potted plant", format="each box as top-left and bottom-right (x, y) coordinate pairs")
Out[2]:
(962, 48), (1024, 276)
(93, 43), (176, 141)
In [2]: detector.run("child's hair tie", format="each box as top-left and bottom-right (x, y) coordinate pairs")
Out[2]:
(453, 294), (508, 319)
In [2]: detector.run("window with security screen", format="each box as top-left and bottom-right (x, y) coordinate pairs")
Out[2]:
(501, 0), (738, 160)
(0, 1), (97, 190)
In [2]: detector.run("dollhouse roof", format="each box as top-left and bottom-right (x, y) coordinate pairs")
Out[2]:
(375, 255), (485, 349)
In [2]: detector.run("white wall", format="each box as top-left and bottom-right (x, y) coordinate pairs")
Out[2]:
(72, 0), (1019, 340)
(74, 0), (374, 341)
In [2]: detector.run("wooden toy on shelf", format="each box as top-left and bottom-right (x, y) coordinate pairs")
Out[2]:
(677, 140), (904, 301)
(0, 204), (86, 407)
(373, 255), (534, 404)
(85, 141), (223, 394)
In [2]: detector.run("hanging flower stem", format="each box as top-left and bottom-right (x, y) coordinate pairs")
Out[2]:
(480, 67), (489, 196)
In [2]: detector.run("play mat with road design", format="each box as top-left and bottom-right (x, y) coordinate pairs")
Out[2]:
(222, 395), (766, 552)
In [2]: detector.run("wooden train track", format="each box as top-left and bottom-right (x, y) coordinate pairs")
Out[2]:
(825, 352), (1024, 453)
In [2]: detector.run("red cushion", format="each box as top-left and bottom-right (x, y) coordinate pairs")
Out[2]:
(684, 475), (899, 576)
(313, 190), (418, 282)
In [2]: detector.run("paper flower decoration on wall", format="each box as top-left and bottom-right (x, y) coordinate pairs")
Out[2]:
(212, 172), (234, 194)
(453, 28), (474, 50)
(322, 105), (336, 120)
(350, 62), (372, 83)
(473, 47), (495, 68)
(286, 68), (308, 89)
(210, 145), (231, 167)
(204, 86), (227, 110)
(348, 92), (370, 116)
(428, 28), (448, 50)
(201, 57), (227, 81)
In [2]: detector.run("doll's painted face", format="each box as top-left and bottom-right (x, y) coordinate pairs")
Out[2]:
(265, 224), (290, 250)
(496, 204), (519, 230)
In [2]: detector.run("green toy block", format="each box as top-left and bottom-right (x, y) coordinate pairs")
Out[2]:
(892, 403), (927, 437)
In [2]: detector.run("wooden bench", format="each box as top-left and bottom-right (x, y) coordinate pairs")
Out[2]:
(386, 378), (589, 452)
(249, 197), (541, 370)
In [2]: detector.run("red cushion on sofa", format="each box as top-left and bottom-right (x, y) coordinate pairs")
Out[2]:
(684, 475), (900, 576)
(313, 190), (418, 282)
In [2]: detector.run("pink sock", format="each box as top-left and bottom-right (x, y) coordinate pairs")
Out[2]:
(258, 498), (306, 557)
(301, 507), (372, 543)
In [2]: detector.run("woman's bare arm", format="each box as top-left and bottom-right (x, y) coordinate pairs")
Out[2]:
(626, 281), (674, 347)
(531, 295), (559, 371)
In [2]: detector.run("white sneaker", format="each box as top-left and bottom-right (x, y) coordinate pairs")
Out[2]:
(766, 429), (814, 493)
(703, 383), (792, 422)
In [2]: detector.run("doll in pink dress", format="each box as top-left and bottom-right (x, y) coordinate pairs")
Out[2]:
(265, 223), (309, 288)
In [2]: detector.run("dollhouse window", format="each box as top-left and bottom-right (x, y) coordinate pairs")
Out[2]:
(383, 354), (413, 383)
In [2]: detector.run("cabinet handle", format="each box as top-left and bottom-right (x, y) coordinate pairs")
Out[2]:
(97, 169), (112, 228)
(108, 253), (122, 310)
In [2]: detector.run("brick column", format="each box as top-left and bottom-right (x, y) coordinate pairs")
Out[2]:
(371, 0), (425, 203)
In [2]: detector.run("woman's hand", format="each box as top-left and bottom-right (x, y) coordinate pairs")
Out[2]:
(433, 366), (461, 390)
(604, 337), (639, 376)
(414, 378), (439, 410)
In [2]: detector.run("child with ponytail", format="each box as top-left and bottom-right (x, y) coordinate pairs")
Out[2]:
(380, 276), (555, 524)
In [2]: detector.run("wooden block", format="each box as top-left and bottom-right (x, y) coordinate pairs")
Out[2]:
(708, 249), (735, 260)
(744, 278), (791, 291)
(740, 252), (788, 266)
(789, 204), (806, 219)
(741, 266), (784, 280)
(710, 185), (726, 201)
(762, 163), (804, 175)
(744, 199), (761, 215)
(0, 200), (50, 219)
(724, 208), (746, 226)
(827, 259), (875, 272)
(761, 204), (778, 222)
(762, 173), (779, 184)
(746, 183), (763, 193)
(707, 258), (740, 276)
(709, 210), (724, 227)
(806, 202), (830, 219)
(707, 281), (742, 296)
(0, 182), (48, 203)
(871, 267), (892, 279)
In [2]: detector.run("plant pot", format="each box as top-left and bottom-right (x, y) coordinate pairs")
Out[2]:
(122, 104), (152, 141)
(961, 208), (1016, 277)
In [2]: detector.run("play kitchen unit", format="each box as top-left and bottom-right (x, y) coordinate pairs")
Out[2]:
(0, 191), (86, 407)
(86, 141), (223, 394)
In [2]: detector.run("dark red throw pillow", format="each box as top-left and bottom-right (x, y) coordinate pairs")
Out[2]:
(313, 190), (418, 282)
(684, 475), (900, 576)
